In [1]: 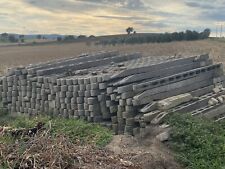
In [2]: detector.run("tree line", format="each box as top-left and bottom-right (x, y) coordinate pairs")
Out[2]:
(57, 35), (95, 42)
(0, 33), (46, 43)
(0, 33), (24, 43)
(98, 29), (211, 45)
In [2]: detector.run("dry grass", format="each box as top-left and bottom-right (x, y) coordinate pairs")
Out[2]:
(1, 134), (139, 169)
(0, 39), (225, 74)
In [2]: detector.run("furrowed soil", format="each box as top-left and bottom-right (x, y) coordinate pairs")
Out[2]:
(0, 39), (225, 74)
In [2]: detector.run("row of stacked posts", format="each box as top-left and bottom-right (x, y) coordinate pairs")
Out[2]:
(1, 51), (225, 135)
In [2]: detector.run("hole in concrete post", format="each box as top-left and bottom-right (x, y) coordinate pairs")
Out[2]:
(201, 69), (206, 73)
(196, 70), (200, 74)
(143, 84), (148, 88)
(183, 73), (188, 78)
(207, 67), (212, 71)
(176, 75), (181, 79)
(152, 81), (159, 86)
(160, 79), (166, 84)
(169, 77), (174, 81)
(189, 72), (195, 76)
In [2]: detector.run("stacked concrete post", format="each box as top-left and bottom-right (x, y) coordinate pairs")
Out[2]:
(1, 51), (225, 136)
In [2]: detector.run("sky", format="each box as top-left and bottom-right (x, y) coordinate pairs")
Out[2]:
(0, 0), (224, 36)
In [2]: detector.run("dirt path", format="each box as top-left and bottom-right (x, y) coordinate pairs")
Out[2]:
(107, 129), (182, 169)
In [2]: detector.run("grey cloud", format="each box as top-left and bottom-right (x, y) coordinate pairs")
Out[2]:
(201, 10), (225, 21)
(186, 2), (214, 9)
(24, 0), (147, 12)
(77, 0), (146, 10)
(95, 15), (151, 21)
(1, 0), (222, 34)
(185, 2), (214, 9)
(123, 0), (146, 10)
(184, 0), (225, 9)
(23, 0), (99, 13)
(184, 1), (225, 21)
(135, 20), (168, 28)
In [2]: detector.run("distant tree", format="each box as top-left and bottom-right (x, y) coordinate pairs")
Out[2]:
(178, 32), (185, 41)
(185, 30), (194, 40)
(184, 30), (201, 41)
(19, 35), (25, 42)
(199, 28), (211, 39)
(204, 28), (211, 37)
(36, 35), (42, 39)
(77, 35), (87, 39)
(1, 33), (8, 41)
(8, 35), (18, 43)
(63, 35), (75, 41)
(1, 33), (8, 38)
(89, 35), (96, 38)
(19, 35), (24, 39)
(97, 28), (209, 45)
(57, 36), (62, 41)
(126, 27), (134, 35)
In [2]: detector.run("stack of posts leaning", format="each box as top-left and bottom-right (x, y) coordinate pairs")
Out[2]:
(0, 51), (225, 136)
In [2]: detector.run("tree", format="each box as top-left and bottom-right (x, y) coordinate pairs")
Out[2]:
(36, 35), (42, 39)
(126, 27), (134, 35)
(57, 36), (62, 41)
(200, 28), (211, 39)
(89, 35), (96, 38)
(19, 35), (25, 43)
(63, 35), (75, 41)
(1, 33), (8, 38)
(19, 35), (24, 39)
(77, 35), (87, 39)
(8, 35), (18, 43)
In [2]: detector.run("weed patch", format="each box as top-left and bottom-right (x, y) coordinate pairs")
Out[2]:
(0, 113), (113, 146)
(167, 114), (225, 169)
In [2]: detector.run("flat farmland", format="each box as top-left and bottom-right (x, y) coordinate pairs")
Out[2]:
(0, 39), (225, 74)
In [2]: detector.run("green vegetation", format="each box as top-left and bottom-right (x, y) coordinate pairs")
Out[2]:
(98, 29), (211, 45)
(0, 111), (113, 168)
(167, 114), (225, 169)
(0, 112), (113, 147)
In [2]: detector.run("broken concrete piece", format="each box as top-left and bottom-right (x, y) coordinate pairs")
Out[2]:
(217, 96), (224, 103)
(157, 93), (193, 110)
(156, 130), (170, 142)
(213, 86), (221, 94)
(208, 98), (219, 106)
(143, 111), (161, 122)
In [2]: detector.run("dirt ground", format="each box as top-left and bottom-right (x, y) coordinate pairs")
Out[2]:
(107, 127), (182, 169)
(0, 39), (225, 74)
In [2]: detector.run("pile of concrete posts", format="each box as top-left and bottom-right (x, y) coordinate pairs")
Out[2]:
(0, 51), (225, 135)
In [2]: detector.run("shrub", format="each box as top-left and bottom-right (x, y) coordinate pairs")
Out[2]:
(167, 114), (225, 169)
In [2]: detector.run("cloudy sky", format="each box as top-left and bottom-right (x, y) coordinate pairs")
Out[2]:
(0, 0), (223, 35)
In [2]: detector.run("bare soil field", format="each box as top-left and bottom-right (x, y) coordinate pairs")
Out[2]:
(0, 39), (224, 74)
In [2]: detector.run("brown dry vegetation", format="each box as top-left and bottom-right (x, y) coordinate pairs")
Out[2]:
(0, 39), (225, 74)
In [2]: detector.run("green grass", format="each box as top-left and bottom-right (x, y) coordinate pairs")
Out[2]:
(0, 112), (113, 147)
(167, 114), (225, 169)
